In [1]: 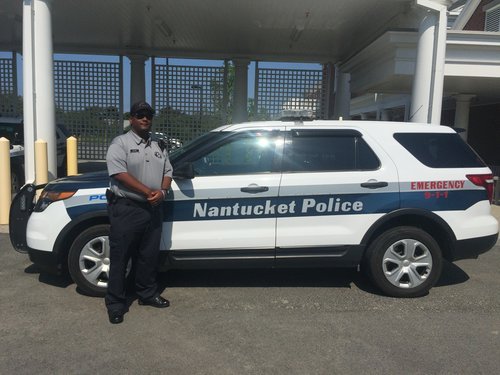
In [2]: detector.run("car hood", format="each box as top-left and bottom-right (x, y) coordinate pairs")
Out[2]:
(44, 171), (110, 191)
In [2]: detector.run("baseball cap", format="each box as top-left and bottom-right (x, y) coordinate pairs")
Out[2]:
(130, 101), (155, 116)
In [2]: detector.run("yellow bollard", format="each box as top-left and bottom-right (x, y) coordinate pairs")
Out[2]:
(35, 139), (49, 197)
(0, 137), (12, 224)
(66, 136), (78, 176)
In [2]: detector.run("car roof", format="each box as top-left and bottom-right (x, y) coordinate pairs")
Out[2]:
(218, 120), (457, 135)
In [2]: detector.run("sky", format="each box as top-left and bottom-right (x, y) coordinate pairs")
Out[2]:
(1, 51), (321, 111)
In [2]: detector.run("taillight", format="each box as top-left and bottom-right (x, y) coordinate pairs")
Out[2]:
(466, 174), (494, 203)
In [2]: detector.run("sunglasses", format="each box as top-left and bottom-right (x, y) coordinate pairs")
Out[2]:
(134, 110), (154, 120)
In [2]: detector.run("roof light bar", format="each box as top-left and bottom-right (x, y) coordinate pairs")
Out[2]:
(280, 109), (315, 121)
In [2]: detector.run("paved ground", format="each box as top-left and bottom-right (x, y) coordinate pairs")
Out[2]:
(0, 206), (499, 374)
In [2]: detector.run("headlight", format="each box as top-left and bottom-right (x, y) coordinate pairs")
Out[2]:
(34, 190), (76, 212)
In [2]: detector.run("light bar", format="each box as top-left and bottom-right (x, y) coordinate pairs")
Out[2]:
(280, 109), (315, 121)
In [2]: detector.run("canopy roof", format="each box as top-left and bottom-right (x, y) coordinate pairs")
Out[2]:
(1, 0), (422, 62)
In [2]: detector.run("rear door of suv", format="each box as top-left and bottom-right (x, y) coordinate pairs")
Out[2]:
(276, 126), (400, 266)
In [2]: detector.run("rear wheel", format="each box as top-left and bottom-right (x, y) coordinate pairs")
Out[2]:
(68, 224), (111, 297)
(364, 226), (442, 298)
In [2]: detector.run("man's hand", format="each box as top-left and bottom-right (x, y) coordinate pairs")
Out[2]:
(147, 190), (164, 206)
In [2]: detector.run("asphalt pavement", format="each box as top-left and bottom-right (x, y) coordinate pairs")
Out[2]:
(0, 205), (499, 374)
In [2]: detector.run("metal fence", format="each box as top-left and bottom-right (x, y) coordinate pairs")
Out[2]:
(0, 53), (20, 117)
(54, 59), (123, 159)
(1, 53), (329, 159)
(153, 59), (227, 143)
(254, 64), (327, 120)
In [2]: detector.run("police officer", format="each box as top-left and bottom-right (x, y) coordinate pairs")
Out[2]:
(105, 101), (173, 324)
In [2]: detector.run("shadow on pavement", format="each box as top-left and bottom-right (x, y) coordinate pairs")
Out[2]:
(24, 264), (73, 289)
(23, 260), (470, 296)
(435, 260), (469, 287)
(158, 268), (359, 290)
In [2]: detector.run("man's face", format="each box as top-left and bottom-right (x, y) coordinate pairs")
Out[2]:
(130, 110), (154, 133)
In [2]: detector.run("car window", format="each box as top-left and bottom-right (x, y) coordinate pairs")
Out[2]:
(394, 133), (485, 168)
(283, 130), (380, 172)
(56, 124), (72, 138)
(0, 122), (23, 144)
(191, 132), (282, 176)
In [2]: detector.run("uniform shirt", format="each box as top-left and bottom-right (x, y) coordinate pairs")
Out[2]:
(106, 130), (173, 202)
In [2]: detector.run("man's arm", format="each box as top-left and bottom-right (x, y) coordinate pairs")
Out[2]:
(112, 172), (153, 198)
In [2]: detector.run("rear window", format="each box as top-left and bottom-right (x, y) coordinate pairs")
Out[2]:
(283, 130), (380, 172)
(394, 133), (485, 168)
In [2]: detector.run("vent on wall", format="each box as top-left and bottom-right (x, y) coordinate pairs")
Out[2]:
(485, 4), (500, 31)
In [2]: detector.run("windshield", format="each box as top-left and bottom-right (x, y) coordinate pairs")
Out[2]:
(0, 122), (22, 143)
(169, 131), (224, 163)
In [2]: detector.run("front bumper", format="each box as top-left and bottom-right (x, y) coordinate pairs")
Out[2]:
(28, 247), (65, 275)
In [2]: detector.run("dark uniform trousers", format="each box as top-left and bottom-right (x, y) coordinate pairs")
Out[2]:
(105, 198), (163, 312)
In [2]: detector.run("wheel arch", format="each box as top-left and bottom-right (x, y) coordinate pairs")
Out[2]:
(361, 209), (457, 261)
(53, 210), (110, 270)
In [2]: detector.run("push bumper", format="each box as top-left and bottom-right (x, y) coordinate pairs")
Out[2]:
(9, 183), (39, 253)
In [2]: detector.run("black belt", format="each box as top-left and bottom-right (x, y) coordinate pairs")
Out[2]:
(106, 189), (159, 210)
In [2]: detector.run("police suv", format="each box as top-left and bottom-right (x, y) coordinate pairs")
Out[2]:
(1, 117), (71, 192)
(9, 115), (499, 298)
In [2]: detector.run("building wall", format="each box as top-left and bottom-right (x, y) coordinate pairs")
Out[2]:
(442, 103), (500, 167)
(464, 0), (491, 30)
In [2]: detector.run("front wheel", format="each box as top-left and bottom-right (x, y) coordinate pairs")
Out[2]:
(363, 226), (442, 298)
(68, 224), (111, 297)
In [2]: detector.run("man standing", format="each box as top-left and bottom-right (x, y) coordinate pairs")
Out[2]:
(105, 101), (173, 324)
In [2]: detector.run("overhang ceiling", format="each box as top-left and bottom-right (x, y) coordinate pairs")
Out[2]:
(0, 0), (419, 62)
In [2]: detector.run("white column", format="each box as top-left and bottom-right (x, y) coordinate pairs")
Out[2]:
(23, 0), (57, 181)
(232, 59), (250, 124)
(454, 94), (475, 141)
(129, 55), (148, 107)
(333, 69), (351, 120)
(410, 0), (450, 124)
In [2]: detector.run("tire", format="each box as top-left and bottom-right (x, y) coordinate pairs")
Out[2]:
(363, 226), (442, 298)
(68, 224), (111, 297)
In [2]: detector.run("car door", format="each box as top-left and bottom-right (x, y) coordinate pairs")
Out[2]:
(162, 129), (284, 263)
(276, 127), (399, 264)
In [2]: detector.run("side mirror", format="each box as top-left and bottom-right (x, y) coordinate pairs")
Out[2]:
(173, 162), (194, 180)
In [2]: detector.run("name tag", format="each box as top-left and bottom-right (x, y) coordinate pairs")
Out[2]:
(130, 149), (139, 153)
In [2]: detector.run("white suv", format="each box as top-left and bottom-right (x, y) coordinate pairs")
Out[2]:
(9, 118), (498, 298)
(0, 117), (71, 192)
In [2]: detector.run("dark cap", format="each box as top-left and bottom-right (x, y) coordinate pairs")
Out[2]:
(130, 101), (155, 116)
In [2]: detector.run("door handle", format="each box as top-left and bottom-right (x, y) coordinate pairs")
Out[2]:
(240, 185), (269, 194)
(360, 181), (388, 189)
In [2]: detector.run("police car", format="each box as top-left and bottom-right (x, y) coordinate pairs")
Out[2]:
(9, 115), (499, 298)
(1, 117), (71, 192)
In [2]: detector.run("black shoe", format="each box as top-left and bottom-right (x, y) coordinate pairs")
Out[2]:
(138, 295), (170, 308)
(108, 310), (124, 324)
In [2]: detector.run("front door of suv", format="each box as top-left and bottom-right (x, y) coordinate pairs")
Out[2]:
(164, 129), (284, 265)
(276, 128), (399, 266)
